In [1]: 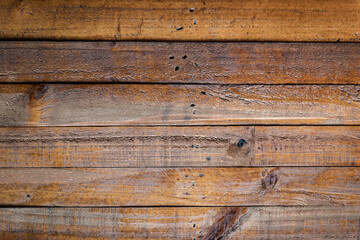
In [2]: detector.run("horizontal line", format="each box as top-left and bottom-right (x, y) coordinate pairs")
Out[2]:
(0, 39), (359, 44)
(1, 124), (360, 128)
(0, 166), (358, 169)
(0, 205), (352, 208)
(0, 82), (359, 86)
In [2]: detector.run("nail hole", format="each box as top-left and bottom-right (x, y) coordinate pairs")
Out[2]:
(177, 26), (184, 31)
(200, 91), (206, 95)
(169, 56), (174, 59)
(190, 104), (195, 107)
(194, 19), (197, 25)
(182, 55), (187, 59)
(206, 157), (211, 161)
(175, 66), (179, 71)
(189, 8), (195, 12)
(193, 224), (196, 227)
(194, 62), (199, 67)
(237, 139), (247, 147)
(199, 174), (204, 177)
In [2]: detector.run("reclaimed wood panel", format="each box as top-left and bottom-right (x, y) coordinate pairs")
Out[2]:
(1, 84), (360, 127)
(1, 0), (360, 42)
(1, 42), (360, 84)
(1, 126), (359, 167)
(0, 206), (359, 239)
(0, 167), (359, 206)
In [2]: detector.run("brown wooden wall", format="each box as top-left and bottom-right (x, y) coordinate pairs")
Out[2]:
(0, 0), (359, 239)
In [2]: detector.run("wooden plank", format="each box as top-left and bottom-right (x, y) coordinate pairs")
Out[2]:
(1, 126), (359, 167)
(0, 206), (359, 239)
(1, 42), (360, 84)
(0, 167), (358, 206)
(1, 0), (360, 42)
(1, 84), (359, 127)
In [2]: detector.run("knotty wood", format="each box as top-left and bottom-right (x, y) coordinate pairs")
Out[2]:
(1, 42), (360, 84)
(1, 126), (359, 167)
(0, 206), (359, 239)
(1, 0), (360, 42)
(0, 167), (358, 206)
(1, 84), (359, 126)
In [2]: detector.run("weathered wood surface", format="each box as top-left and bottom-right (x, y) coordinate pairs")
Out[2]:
(1, 42), (360, 84)
(0, 206), (359, 239)
(1, 126), (359, 167)
(1, 84), (359, 126)
(0, 167), (358, 206)
(1, 0), (360, 42)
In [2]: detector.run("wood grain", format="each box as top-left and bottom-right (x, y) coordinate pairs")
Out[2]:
(0, 167), (358, 206)
(1, 0), (360, 42)
(1, 206), (359, 239)
(1, 126), (359, 167)
(1, 42), (360, 84)
(1, 84), (359, 126)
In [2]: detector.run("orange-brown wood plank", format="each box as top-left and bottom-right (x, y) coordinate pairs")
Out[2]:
(0, 167), (359, 206)
(1, 42), (360, 84)
(1, 206), (359, 239)
(1, 84), (359, 126)
(1, 126), (359, 167)
(1, 0), (360, 42)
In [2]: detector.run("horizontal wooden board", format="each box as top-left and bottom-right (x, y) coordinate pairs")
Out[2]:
(1, 42), (360, 84)
(1, 84), (359, 126)
(1, 0), (360, 41)
(0, 206), (359, 239)
(1, 126), (359, 167)
(0, 167), (359, 206)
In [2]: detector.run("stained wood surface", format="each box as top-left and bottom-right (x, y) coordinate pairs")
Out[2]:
(1, 206), (359, 239)
(0, 167), (359, 206)
(1, 84), (360, 127)
(1, 0), (360, 42)
(1, 42), (360, 84)
(1, 126), (359, 167)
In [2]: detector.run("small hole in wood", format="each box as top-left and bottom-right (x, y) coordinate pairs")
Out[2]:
(175, 66), (179, 71)
(182, 55), (187, 59)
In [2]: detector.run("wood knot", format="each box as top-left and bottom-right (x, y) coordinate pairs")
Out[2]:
(261, 173), (279, 189)
(34, 84), (49, 100)
(237, 139), (247, 147)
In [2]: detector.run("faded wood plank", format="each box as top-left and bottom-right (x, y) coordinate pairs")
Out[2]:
(0, 126), (359, 167)
(1, 42), (360, 84)
(0, 167), (358, 206)
(1, 84), (359, 126)
(1, 0), (360, 42)
(0, 206), (359, 239)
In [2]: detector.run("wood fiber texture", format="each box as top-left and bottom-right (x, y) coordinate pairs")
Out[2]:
(0, 126), (359, 167)
(1, 0), (360, 41)
(1, 42), (360, 84)
(1, 206), (359, 239)
(1, 84), (359, 126)
(0, 167), (359, 206)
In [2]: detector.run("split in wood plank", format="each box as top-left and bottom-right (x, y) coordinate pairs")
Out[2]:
(1, 84), (359, 126)
(1, 0), (360, 41)
(0, 126), (359, 167)
(1, 42), (360, 84)
(0, 167), (359, 206)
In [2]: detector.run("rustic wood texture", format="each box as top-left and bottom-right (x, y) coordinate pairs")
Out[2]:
(0, 167), (359, 206)
(1, 126), (359, 167)
(1, 0), (360, 42)
(1, 206), (359, 239)
(1, 42), (360, 84)
(1, 84), (360, 127)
